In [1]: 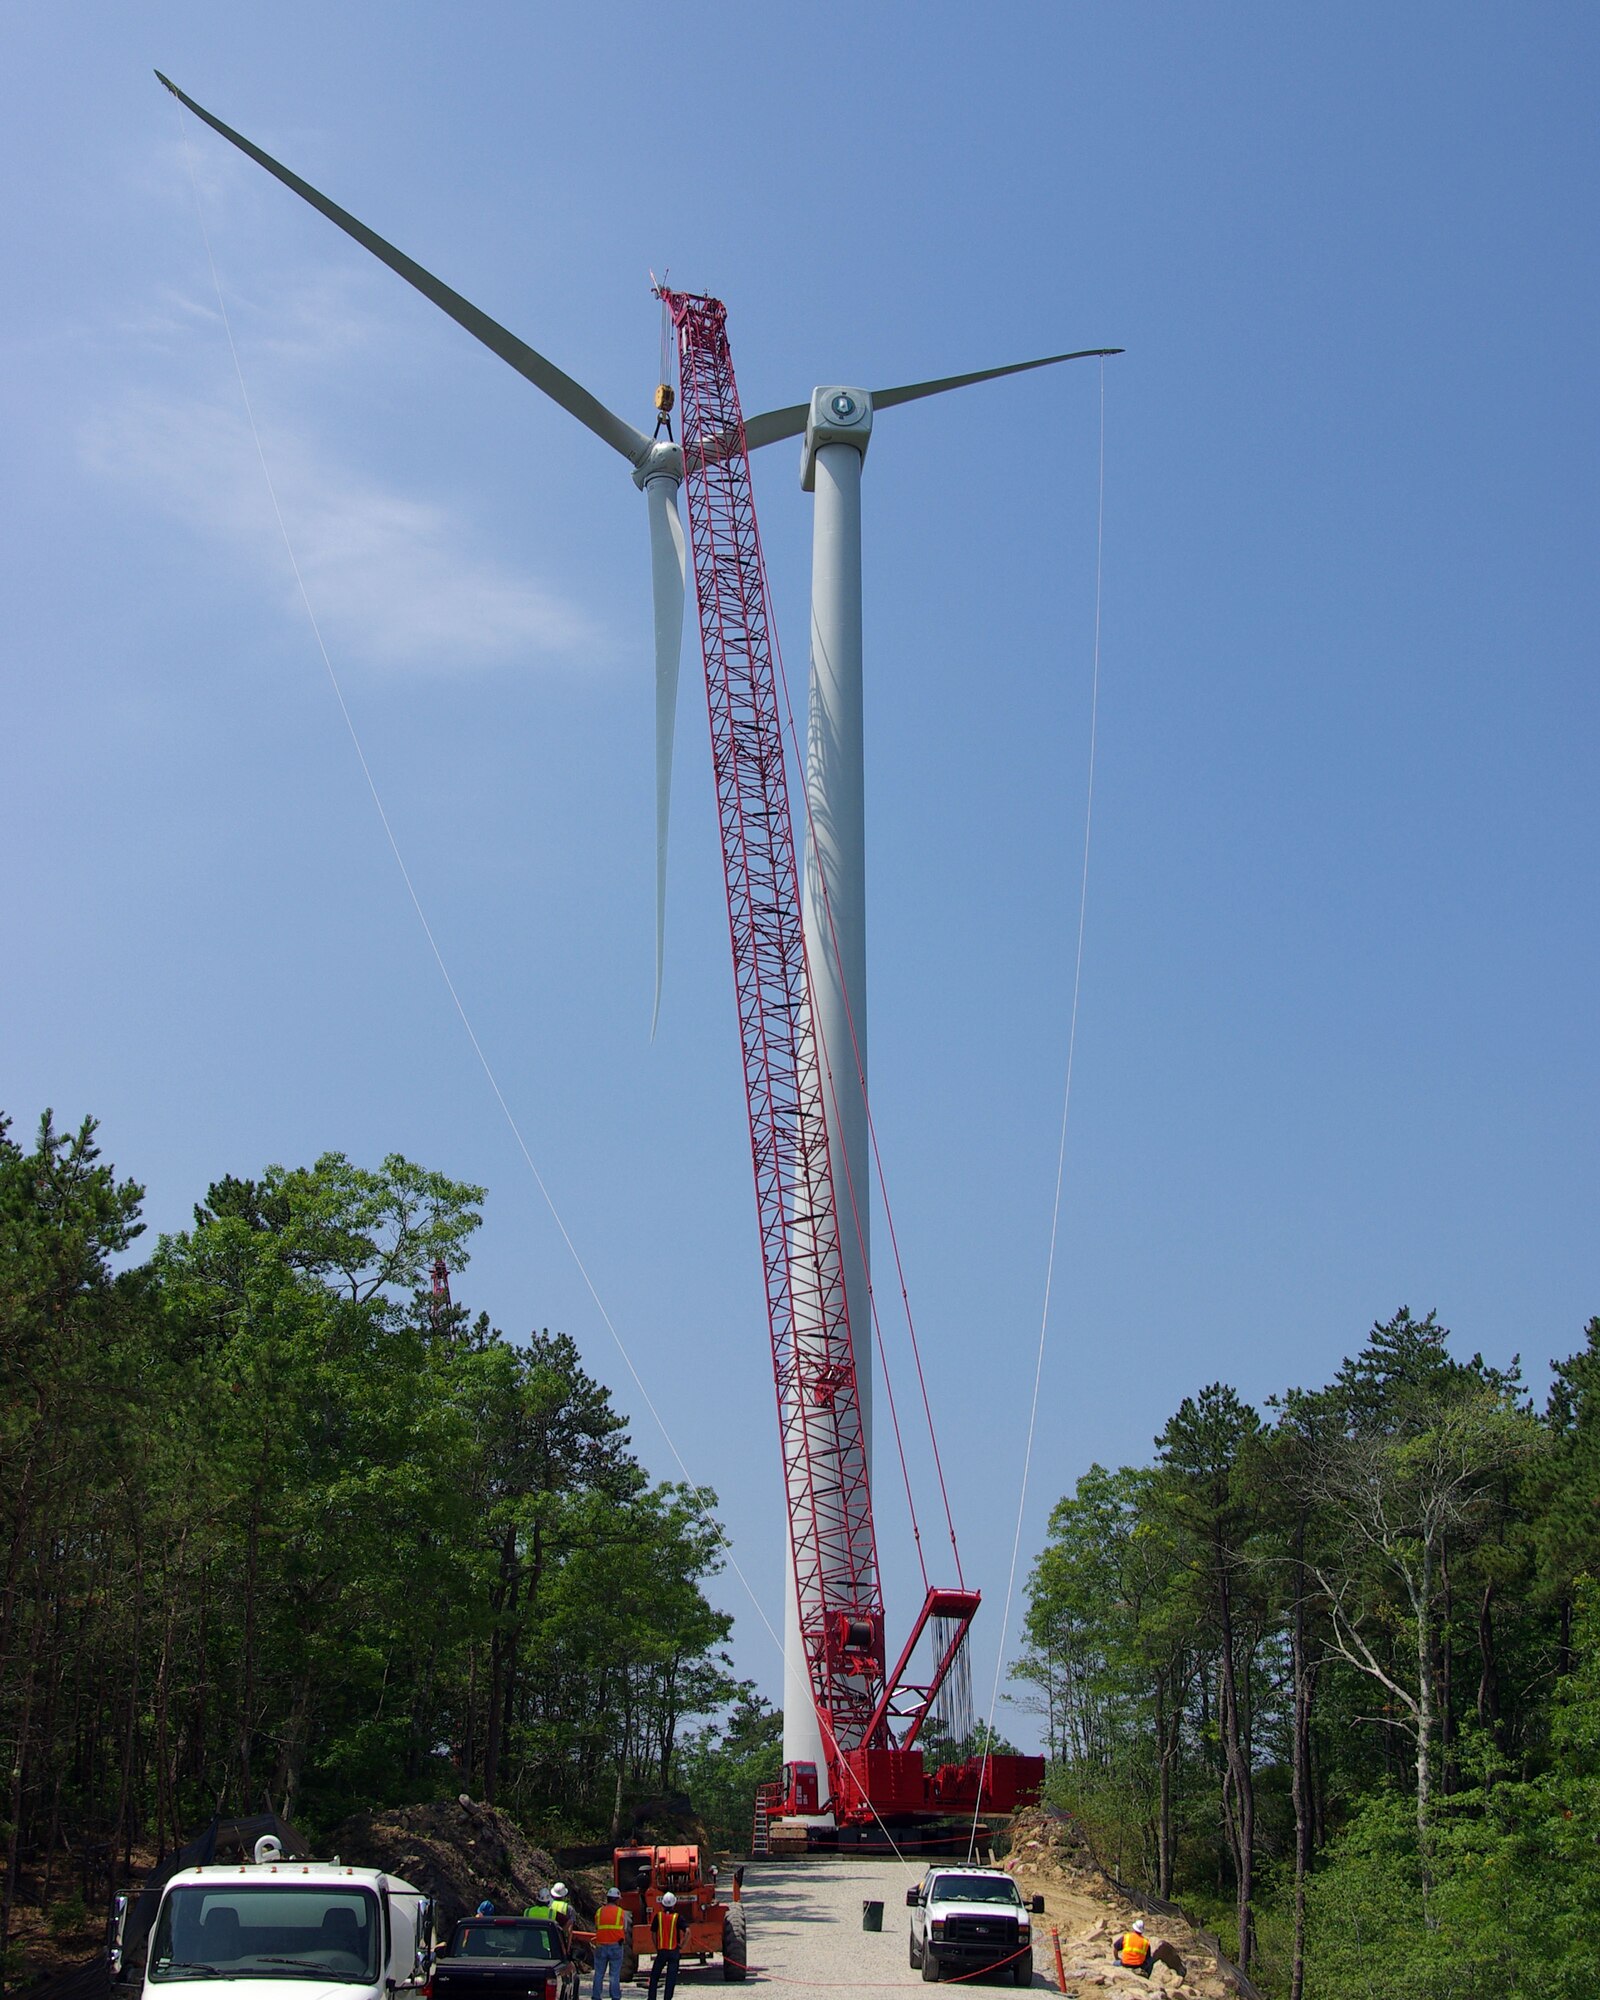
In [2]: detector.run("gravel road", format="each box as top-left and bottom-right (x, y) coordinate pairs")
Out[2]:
(644, 1856), (1046, 1995)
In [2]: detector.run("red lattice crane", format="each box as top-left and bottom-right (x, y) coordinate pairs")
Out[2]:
(661, 289), (1041, 1832)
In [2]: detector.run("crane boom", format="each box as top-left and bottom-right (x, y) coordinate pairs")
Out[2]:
(663, 289), (886, 1766)
(663, 288), (1040, 1834)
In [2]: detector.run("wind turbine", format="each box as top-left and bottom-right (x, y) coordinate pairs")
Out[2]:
(158, 74), (1120, 1793)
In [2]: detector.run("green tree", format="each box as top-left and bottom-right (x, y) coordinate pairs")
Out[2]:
(154, 1151), (488, 1821)
(1156, 1384), (1265, 1972)
(677, 1694), (782, 1850)
(1299, 1322), (1538, 1912)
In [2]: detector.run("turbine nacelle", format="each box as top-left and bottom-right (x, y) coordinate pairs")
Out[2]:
(801, 388), (873, 490)
(631, 440), (684, 491)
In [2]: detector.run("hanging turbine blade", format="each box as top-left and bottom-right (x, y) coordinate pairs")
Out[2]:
(643, 475), (686, 1037)
(740, 346), (1123, 450)
(155, 73), (651, 465)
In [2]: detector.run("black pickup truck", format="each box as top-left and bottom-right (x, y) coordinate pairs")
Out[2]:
(430, 1917), (576, 2000)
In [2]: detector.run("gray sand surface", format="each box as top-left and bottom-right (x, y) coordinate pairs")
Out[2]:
(639, 1856), (1043, 1995)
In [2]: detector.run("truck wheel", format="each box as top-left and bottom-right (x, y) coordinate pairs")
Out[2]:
(908, 1934), (920, 1970)
(1012, 1948), (1033, 1984)
(920, 1946), (940, 1983)
(722, 1906), (748, 1982)
(621, 1945), (637, 1985)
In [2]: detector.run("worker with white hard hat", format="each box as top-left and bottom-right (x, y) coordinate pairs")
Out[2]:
(647, 1892), (682, 2000)
(1114, 1916), (1152, 1974)
(587, 1887), (627, 2000)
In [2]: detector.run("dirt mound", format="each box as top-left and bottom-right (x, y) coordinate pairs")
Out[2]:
(1000, 1807), (1257, 1999)
(329, 1797), (580, 1933)
(620, 1793), (711, 1850)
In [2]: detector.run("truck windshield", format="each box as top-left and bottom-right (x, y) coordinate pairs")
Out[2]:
(931, 1875), (1022, 1905)
(150, 1885), (381, 1982)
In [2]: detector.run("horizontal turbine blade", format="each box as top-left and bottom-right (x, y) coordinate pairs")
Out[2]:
(740, 347), (1123, 450)
(870, 347), (1123, 412)
(742, 402), (810, 451)
(156, 73), (651, 465)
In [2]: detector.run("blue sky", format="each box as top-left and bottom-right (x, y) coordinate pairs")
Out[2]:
(5, 3), (1596, 1748)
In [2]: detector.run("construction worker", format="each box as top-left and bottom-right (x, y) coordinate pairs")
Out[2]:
(646, 1892), (681, 2000)
(522, 1890), (554, 1921)
(588, 1888), (627, 2000)
(548, 1885), (573, 1947)
(1114, 1917), (1152, 1976)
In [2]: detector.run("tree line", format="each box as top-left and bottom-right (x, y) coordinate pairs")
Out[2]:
(0, 1111), (764, 1981)
(1014, 1306), (1600, 1999)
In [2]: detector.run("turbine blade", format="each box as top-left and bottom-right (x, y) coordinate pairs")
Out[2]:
(869, 347), (1123, 411)
(645, 478), (686, 1037)
(155, 73), (651, 465)
(742, 403), (810, 451)
(739, 347), (1122, 450)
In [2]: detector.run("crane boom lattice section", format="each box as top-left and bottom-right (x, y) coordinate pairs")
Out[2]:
(662, 289), (885, 1763)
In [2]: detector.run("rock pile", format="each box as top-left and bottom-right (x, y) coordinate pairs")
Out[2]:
(1001, 1807), (1246, 1998)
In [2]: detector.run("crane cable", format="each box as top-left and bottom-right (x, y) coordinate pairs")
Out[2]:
(966, 359), (1109, 1859)
(169, 110), (923, 1869)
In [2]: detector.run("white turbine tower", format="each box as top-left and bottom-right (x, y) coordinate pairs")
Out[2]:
(160, 76), (1119, 1798)
(741, 370), (1119, 1785)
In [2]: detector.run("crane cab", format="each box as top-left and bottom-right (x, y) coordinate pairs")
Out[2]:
(776, 1762), (818, 1815)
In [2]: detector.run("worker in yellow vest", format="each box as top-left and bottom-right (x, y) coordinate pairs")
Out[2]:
(588, 1888), (627, 2000)
(646, 1892), (681, 2000)
(1114, 1918), (1152, 1975)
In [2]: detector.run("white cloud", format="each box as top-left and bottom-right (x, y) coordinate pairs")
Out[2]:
(81, 387), (601, 672)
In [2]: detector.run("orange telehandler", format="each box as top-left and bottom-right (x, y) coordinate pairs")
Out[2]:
(613, 1844), (746, 1983)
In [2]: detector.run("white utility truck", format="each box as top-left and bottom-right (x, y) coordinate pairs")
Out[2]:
(905, 1864), (1043, 1986)
(111, 1836), (432, 2000)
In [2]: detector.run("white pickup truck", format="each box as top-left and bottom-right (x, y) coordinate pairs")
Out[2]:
(905, 1864), (1043, 1986)
(112, 1840), (432, 2000)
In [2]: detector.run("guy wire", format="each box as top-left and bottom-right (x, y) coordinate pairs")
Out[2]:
(968, 358), (1110, 1858)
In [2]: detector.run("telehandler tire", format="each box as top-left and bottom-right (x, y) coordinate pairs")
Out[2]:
(722, 1906), (748, 1981)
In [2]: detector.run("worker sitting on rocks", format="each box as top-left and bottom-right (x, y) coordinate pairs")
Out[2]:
(647, 1892), (681, 2000)
(1114, 1918), (1152, 1976)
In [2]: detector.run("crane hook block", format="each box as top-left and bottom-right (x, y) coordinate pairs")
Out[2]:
(654, 383), (675, 413)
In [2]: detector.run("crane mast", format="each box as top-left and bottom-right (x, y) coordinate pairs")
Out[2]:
(663, 289), (886, 1768)
(663, 291), (1036, 1833)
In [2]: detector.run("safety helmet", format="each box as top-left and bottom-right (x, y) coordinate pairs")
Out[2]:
(661, 1893), (678, 1909)
(475, 1901), (494, 1916)
(606, 1888), (620, 1901)
(551, 1883), (567, 1899)
(1133, 1920), (1145, 1934)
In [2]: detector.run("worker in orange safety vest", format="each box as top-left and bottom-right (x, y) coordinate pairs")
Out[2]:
(586, 1888), (627, 2000)
(646, 1893), (681, 2000)
(1114, 1918), (1152, 1975)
